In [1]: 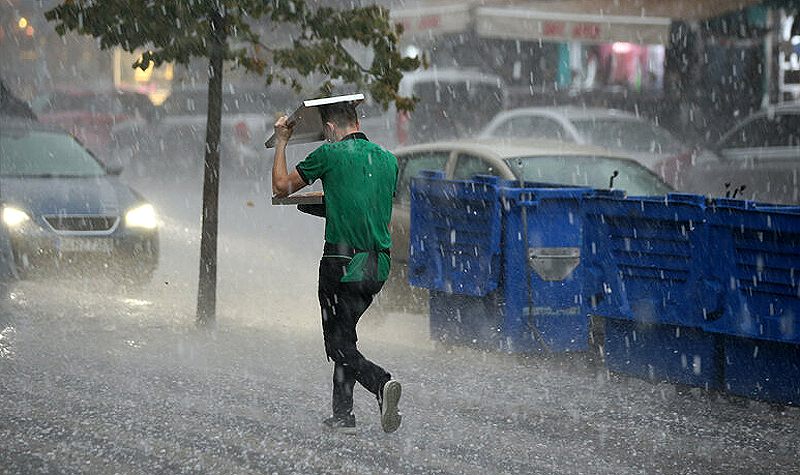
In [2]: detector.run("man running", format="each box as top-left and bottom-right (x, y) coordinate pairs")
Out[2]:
(271, 101), (402, 434)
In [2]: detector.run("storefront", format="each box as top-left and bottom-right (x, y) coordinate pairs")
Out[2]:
(113, 49), (174, 105)
(391, 3), (471, 40)
(389, 2), (473, 63)
(474, 6), (671, 92)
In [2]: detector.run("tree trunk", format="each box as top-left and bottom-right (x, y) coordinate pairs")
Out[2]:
(196, 10), (225, 327)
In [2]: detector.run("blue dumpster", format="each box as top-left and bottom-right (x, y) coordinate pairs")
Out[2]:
(582, 193), (718, 327)
(704, 199), (800, 344)
(705, 199), (800, 403)
(408, 172), (504, 347)
(409, 172), (595, 353)
(410, 172), (800, 403)
(582, 193), (723, 388)
(408, 171), (502, 297)
(500, 186), (594, 352)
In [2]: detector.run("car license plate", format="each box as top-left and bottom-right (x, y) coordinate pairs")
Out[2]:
(58, 238), (113, 253)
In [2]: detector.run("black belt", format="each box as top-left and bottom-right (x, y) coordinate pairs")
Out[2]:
(323, 242), (390, 258)
(323, 242), (390, 280)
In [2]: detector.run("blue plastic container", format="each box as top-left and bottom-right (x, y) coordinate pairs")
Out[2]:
(582, 192), (724, 388)
(411, 173), (595, 353)
(704, 200), (800, 404)
(704, 199), (800, 344)
(408, 171), (502, 297)
(582, 193), (718, 328)
(411, 174), (800, 403)
(500, 185), (594, 352)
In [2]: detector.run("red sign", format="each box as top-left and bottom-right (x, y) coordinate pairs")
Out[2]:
(543, 21), (565, 36)
(418, 15), (441, 30)
(572, 23), (601, 39)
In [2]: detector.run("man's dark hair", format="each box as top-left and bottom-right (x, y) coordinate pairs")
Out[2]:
(319, 102), (358, 128)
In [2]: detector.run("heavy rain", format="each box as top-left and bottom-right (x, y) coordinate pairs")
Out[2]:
(1, 1), (799, 474)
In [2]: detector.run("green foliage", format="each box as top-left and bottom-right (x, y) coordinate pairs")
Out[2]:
(45, 0), (419, 111)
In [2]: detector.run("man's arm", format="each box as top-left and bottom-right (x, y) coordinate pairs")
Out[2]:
(272, 115), (308, 198)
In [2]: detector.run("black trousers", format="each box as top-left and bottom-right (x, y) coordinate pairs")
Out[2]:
(318, 257), (391, 417)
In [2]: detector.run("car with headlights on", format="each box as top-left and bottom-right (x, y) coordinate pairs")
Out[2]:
(0, 118), (159, 285)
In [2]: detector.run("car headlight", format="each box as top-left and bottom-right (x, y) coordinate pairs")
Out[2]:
(125, 204), (158, 229)
(2, 206), (30, 228)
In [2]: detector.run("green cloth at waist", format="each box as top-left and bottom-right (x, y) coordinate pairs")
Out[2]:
(322, 242), (391, 282)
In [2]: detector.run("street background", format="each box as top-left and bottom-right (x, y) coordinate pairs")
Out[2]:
(2, 0), (800, 473)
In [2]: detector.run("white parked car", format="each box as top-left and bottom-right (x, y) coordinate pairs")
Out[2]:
(360, 68), (507, 150)
(478, 107), (714, 187)
(682, 102), (800, 204)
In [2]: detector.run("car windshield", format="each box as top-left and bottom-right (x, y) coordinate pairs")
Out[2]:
(721, 112), (800, 150)
(504, 155), (672, 196)
(0, 130), (107, 177)
(571, 118), (684, 154)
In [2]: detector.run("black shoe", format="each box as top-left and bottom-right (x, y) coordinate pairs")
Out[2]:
(379, 379), (402, 433)
(323, 414), (357, 434)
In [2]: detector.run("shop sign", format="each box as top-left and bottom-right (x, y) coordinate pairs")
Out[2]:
(476, 7), (670, 45)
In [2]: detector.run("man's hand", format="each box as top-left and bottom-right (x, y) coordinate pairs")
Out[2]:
(271, 115), (307, 198)
(274, 115), (294, 144)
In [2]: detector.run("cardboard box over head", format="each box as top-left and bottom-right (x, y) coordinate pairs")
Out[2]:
(264, 93), (365, 148)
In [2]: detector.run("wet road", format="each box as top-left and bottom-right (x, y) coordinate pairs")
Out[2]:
(1, 172), (798, 475)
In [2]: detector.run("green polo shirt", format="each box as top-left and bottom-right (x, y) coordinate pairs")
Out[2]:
(296, 133), (397, 282)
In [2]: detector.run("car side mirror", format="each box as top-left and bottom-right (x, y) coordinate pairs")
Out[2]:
(106, 165), (124, 176)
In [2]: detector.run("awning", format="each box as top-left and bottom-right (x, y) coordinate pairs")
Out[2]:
(390, 3), (472, 37)
(475, 6), (672, 44)
(392, 0), (765, 45)
(478, 0), (765, 22)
